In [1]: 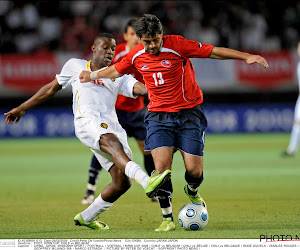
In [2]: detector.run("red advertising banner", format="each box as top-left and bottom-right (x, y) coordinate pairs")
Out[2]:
(236, 51), (295, 89)
(0, 53), (60, 93)
(0, 51), (297, 96)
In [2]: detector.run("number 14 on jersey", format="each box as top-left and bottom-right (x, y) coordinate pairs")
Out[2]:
(153, 72), (164, 86)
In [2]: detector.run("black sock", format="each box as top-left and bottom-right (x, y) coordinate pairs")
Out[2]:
(86, 155), (103, 194)
(144, 154), (155, 176)
(157, 179), (173, 220)
(86, 190), (94, 196)
(185, 171), (204, 195)
(163, 213), (174, 221)
(157, 179), (173, 207)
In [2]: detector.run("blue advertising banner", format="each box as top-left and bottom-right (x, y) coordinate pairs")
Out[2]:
(203, 103), (294, 133)
(0, 104), (295, 138)
(0, 108), (75, 138)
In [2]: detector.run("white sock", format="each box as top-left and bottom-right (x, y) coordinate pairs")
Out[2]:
(87, 183), (96, 191)
(125, 161), (149, 189)
(81, 194), (113, 223)
(287, 96), (300, 153)
(162, 206), (172, 215)
(287, 123), (300, 153)
(294, 96), (300, 122)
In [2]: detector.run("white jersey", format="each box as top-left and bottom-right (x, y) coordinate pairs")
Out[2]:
(55, 58), (138, 171)
(56, 58), (137, 121)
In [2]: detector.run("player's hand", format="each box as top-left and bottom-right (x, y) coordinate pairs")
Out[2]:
(79, 70), (91, 83)
(4, 107), (25, 124)
(246, 55), (269, 68)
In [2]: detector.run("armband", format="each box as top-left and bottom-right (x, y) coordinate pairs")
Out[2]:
(90, 71), (99, 81)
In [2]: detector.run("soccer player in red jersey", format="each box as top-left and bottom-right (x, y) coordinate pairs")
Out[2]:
(79, 14), (269, 231)
(81, 19), (157, 205)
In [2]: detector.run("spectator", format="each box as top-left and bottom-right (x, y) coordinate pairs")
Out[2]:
(0, 1), (299, 53)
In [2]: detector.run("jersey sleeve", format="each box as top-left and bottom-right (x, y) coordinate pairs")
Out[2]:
(55, 59), (78, 89)
(118, 74), (138, 98)
(114, 54), (135, 75)
(176, 35), (214, 58)
(111, 43), (127, 65)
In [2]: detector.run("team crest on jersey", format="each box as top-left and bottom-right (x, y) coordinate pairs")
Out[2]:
(141, 65), (148, 70)
(101, 123), (108, 129)
(110, 78), (115, 82)
(161, 60), (171, 68)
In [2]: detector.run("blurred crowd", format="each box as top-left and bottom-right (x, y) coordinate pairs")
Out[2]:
(0, 0), (299, 54)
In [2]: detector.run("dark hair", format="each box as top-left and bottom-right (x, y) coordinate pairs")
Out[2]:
(93, 33), (115, 44)
(133, 14), (163, 38)
(125, 17), (139, 33)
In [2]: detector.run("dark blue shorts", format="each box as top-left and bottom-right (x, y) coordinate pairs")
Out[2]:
(144, 105), (208, 156)
(116, 108), (147, 141)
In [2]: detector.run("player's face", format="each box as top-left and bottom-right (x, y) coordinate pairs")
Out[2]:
(92, 37), (116, 67)
(124, 26), (140, 50)
(140, 32), (163, 55)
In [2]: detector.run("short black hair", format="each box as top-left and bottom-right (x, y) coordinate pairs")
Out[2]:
(125, 17), (139, 33)
(93, 33), (115, 44)
(133, 14), (163, 38)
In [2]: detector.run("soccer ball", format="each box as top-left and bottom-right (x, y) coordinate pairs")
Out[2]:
(178, 202), (208, 231)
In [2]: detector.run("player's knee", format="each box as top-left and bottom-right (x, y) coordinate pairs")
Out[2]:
(186, 168), (203, 179)
(100, 133), (124, 155)
(153, 160), (172, 172)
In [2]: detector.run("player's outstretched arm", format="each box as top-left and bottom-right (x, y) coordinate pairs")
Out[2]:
(209, 47), (269, 68)
(133, 82), (148, 97)
(79, 65), (123, 83)
(4, 79), (62, 124)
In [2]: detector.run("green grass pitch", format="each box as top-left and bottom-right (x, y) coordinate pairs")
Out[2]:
(0, 133), (299, 239)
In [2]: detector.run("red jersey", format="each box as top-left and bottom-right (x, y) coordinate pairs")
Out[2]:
(112, 43), (145, 112)
(115, 35), (214, 112)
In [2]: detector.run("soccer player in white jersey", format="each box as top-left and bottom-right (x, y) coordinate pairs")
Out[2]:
(4, 33), (171, 230)
(82, 19), (157, 205)
(285, 41), (300, 156)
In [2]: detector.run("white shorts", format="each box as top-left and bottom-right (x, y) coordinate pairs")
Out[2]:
(74, 116), (133, 171)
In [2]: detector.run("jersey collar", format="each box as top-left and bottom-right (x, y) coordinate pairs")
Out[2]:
(87, 60), (91, 71)
(125, 44), (130, 53)
(159, 39), (164, 52)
